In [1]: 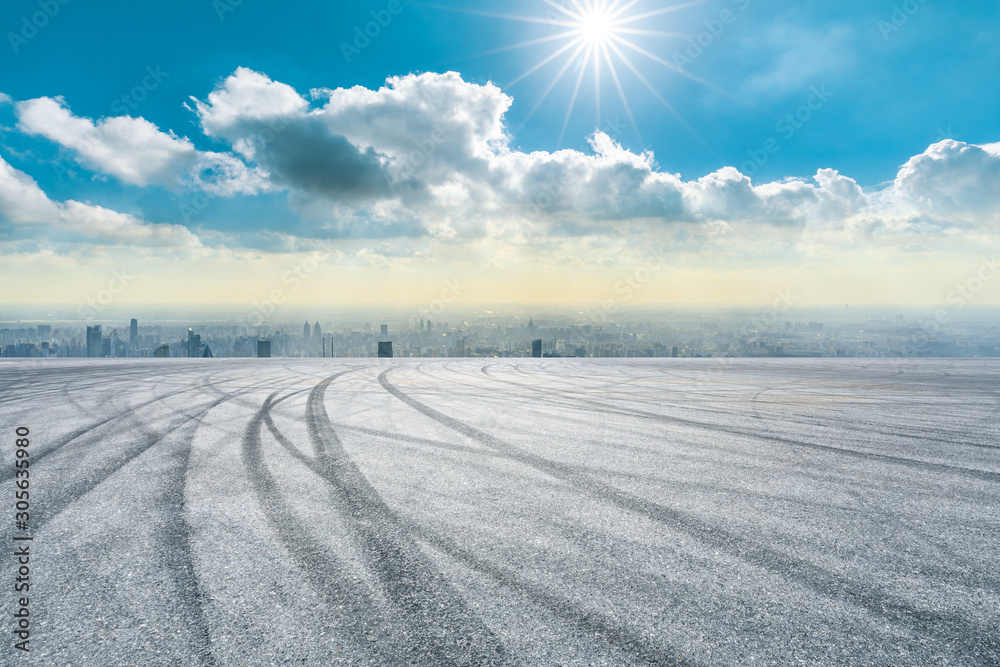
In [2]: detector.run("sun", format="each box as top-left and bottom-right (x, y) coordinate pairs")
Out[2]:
(442, 1), (717, 148)
(578, 8), (617, 46)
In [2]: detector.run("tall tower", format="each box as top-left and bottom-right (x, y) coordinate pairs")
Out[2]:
(86, 325), (103, 358)
(129, 319), (138, 348)
(303, 322), (311, 340)
(313, 322), (321, 339)
(187, 329), (202, 358)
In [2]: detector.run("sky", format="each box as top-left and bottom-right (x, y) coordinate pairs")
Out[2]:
(0, 0), (998, 309)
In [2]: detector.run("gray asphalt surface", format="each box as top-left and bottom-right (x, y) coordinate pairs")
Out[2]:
(1, 358), (998, 665)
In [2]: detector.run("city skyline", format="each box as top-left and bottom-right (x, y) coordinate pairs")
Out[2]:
(3, 305), (997, 360)
(0, 1), (998, 306)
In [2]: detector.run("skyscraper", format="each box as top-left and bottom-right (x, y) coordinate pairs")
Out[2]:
(380, 324), (388, 338)
(86, 325), (102, 358)
(532, 339), (543, 358)
(129, 319), (138, 348)
(378, 341), (393, 358)
(303, 322), (311, 340)
(187, 329), (202, 358)
(313, 322), (321, 339)
(257, 340), (271, 358)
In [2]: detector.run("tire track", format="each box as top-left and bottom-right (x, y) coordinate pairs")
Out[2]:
(23, 371), (288, 537)
(378, 368), (1000, 662)
(297, 371), (508, 664)
(0, 367), (254, 485)
(242, 388), (394, 662)
(1, 371), (292, 664)
(480, 364), (1000, 483)
(274, 372), (692, 666)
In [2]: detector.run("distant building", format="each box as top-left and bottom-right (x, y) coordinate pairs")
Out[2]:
(671, 347), (679, 358)
(313, 322), (321, 339)
(154, 344), (170, 358)
(531, 339), (542, 358)
(130, 319), (138, 348)
(202, 345), (214, 358)
(258, 340), (271, 358)
(303, 322), (311, 340)
(86, 326), (102, 358)
(37, 325), (52, 337)
(187, 329), (202, 358)
(380, 324), (388, 338)
(378, 341), (393, 358)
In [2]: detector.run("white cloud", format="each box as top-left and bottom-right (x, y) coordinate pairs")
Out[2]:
(0, 154), (201, 248)
(189, 68), (996, 244)
(10, 69), (999, 250)
(191, 67), (308, 139)
(893, 140), (1000, 217)
(14, 96), (267, 194)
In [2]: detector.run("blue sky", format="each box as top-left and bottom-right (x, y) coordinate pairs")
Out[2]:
(1, 0), (999, 306)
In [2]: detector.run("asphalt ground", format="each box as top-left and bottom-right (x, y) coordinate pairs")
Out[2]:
(1, 358), (997, 665)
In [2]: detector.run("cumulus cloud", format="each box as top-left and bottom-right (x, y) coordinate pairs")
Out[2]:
(0, 154), (200, 248)
(14, 96), (267, 195)
(191, 67), (308, 139)
(8, 68), (999, 250)
(893, 140), (1000, 216)
(180, 68), (998, 245)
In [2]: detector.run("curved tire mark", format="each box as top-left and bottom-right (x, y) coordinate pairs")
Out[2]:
(377, 368), (1000, 661)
